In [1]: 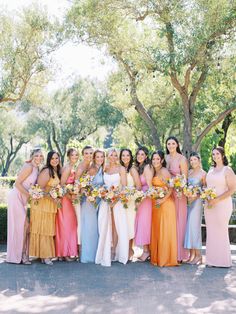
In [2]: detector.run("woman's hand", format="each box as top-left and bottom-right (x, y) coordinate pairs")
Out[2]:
(207, 198), (219, 207)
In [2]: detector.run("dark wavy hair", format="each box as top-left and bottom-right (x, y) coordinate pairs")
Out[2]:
(82, 145), (93, 155)
(151, 150), (167, 172)
(120, 148), (134, 173)
(212, 146), (228, 167)
(166, 136), (182, 154)
(67, 148), (78, 158)
(135, 146), (150, 175)
(189, 152), (201, 160)
(42, 151), (61, 179)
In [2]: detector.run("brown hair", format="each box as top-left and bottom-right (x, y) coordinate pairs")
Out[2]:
(212, 146), (228, 167)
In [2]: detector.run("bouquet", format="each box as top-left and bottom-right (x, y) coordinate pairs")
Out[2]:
(49, 185), (64, 208)
(167, 174), (187, 197)
(104, 185), (120, 207)
(86, 186), (101, 204)
(133, 190), (145, 211)
(65, 183), (80, 204)
(200, 187), (217, 208)
(29, 184), (44, 205)
(183, 185), (201, 203)
(78, 174), (94, 189)
(119, 187), (136, 209)
(146, 186), (168, 208)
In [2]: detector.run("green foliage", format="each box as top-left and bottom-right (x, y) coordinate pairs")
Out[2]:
(0, 204), (7, 243)
(0, 177), (16, 188)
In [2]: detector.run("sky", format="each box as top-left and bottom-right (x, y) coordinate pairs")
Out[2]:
(0, 0), (116, 90)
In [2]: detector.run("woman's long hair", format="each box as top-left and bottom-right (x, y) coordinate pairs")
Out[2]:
(212, 146), (229, 167)
(41, 151), (61, 179)
(165, 136), (182, 154)
(120, 148), (134, 173)
(135, 146), (150, 175)
(151, 150), (167, 176)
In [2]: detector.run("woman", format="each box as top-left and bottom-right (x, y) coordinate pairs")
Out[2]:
(96, 149), (128, 266)
(166, 136), (189, 262)
(55, 148), (79, 261)
(7, 148), (43, 264)
(75, 146), (93, 253)
(150, 151), (178, 267)
(120, 148), (141, 260)
(80, 149), (105, 263)
(184, 152), (206, 264)
(30, 151), (61, 265)
(134, 146), (153, 261)
(205, 146), (236, 267)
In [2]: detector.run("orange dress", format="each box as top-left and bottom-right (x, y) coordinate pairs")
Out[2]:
(150, 176), (178, 267)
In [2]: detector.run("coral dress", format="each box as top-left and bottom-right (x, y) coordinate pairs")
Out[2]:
(7, 165), (38, 263)
(135, 174), (152, 246)
(30, 174), (60, 258)
(205, 166), (233, 267)
(150, 177), (178, 267)
(168, 159), (189, 261)
(55, 170), (78, 257)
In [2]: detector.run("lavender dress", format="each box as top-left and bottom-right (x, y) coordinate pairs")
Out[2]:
(7, 165), (38, 263)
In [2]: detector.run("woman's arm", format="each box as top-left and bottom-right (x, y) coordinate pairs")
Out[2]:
(130, 167), (142, 190)
(209, 167), (236, 206)
(37, 169), (50, 189)
(180, 156), (188, 178)
(120, 166), (127, 187)
(75, 163), (86, 180)
(60, 165), (71, 186)
(15, 164), (33, 198)
(156, 168), (173, 205)
(143, 165), (153, 188)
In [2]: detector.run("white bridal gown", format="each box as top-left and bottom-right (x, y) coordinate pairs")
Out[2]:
(95, 172), (129, 266)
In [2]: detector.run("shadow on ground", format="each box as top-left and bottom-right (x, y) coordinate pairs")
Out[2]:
(0, 245), (236, 314)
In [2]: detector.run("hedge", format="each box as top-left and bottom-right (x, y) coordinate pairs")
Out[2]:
(0, 204), (7, 243)
(0, 177), (16, 188)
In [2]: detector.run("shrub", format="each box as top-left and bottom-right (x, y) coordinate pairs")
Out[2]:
(0, 204), (7, 243)
(0, 177), (16, 188)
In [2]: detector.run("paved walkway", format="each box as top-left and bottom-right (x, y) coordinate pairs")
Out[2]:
(0, 245), (236, 314)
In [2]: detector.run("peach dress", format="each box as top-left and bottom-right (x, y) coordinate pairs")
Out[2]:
(55, 170), (78, 257)
(205, 166), (233, 267)
(150, 177), (178, 267)
(168, 158), (189, 261)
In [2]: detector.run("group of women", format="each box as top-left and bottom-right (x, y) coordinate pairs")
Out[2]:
(6, 136), (236, 268)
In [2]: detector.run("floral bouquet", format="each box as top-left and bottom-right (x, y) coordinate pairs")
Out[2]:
(200, 187), (217, 208)
(86, 186), (101, 204)
(119, 187), (135, 209)
(29, 184), (44, 205)
(104, 185), (120, 207)
(133, 190), (145, 211)
(146, 186), (168, 208)
(167, 174), (187, 197)
(49, 185), (64, 208)
(65, 183), (80, 204)
(78, 174), (94, 189)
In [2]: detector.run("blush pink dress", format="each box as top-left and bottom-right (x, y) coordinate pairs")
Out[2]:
(55, 170), (78, 257)
(205, 166), (233, 267)
(7, 165), (38, 263)
(134, 174), (152, 246)
(168, 158), (189, 261)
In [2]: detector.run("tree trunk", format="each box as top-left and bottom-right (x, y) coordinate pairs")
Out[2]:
(182, 100), (193, 157)
(218, 113), (233, 148)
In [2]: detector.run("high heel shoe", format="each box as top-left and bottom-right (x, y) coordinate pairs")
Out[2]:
(138, 251), (150, 262)
(190, 256), (202, 265)
(21, 253), (31, 265)
(41, 258), (53, 265)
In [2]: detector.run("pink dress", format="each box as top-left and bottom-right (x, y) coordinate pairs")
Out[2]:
(205, 166), (233, 267)
(7, 165), (38, 263)
(134, 174), (152, 246)
(168, 158), (189, 261)
(55, 171), (78, 257)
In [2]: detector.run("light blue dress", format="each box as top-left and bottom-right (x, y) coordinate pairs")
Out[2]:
(80, 167), (104, 263)
(184, 177), (203, 250)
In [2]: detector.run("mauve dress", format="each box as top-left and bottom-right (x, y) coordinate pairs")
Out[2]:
(205, 166), (233, 267)
(55, 170), (78, 257)
(134, 174), (152, 246)
(168, 158), (189, 261)
(7, 165), (38, 263)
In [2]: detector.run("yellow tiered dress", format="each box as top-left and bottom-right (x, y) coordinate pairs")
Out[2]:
(29, 175), (59, 258)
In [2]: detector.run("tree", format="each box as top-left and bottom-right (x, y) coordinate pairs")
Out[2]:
(67, 0), (236, 155)
(0, 5), (61, 107)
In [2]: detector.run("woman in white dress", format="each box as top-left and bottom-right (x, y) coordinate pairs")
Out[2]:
(75, 146), (94, 256)
(96, 149), (129, 266)
(120, 148), (141, 260)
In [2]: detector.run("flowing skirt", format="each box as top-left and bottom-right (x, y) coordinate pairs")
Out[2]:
(184, 199), (202, 249)
(173, 193), (189, 261)
(113, 201), (129, 264)
(75, 202), (81, 245)
(135, 197), (152, 246)
(126, 200), (136, 240)
(55, 196), (78, 257)
(95, 200), (112, 267)
(150, 197), (178, 267)
(205, 197), (232, 267)
(80, 198), (99, 263)
(7, 189), (28, 263)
